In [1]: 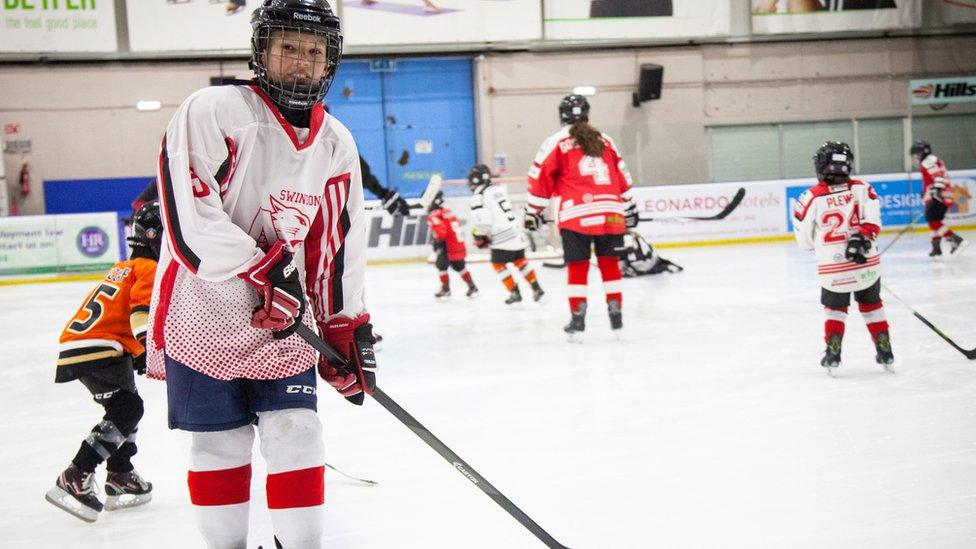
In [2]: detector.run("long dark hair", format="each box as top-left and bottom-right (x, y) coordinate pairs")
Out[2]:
(569, 121), (605, 157)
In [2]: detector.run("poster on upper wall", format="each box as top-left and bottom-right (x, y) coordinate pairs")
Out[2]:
(543, 0), (730, 41)
(0, 1), (117, 53)
(126, 0), (254, 52)
(939, 0), (976, 24)
(751, 0), (921, 34)
(340, 0), (541, 46)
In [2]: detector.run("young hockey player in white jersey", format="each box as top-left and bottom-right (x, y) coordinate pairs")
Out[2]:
(793, 142), (894, 374)
(468, 164), (545, 304)
(147, 2), (377, 547)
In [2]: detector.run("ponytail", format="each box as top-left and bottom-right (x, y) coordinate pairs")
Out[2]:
(569, 121), (605, 158)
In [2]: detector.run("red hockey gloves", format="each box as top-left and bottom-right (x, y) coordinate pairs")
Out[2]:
(472, 230), (491, 249)
(380, 188), (411, 216)
(317, 316), (377, 406)
(844, 233), (871, 264)
(524, 211), (545, 231)
(624, 202), (639, 228)
(240, 241), (305, 339)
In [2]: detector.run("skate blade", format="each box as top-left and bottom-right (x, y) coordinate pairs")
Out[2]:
(506, 301), (525, 309)
(823, 365), (838, 377)
(466, 291), (481, 299)
(611, 328), (623, 341)
(45, 487), (100, 523)
(565, 331), (584, 343)
(949, 240), (970, 258)
(105, 492), (153, 511)
(434, 296), (451, 302)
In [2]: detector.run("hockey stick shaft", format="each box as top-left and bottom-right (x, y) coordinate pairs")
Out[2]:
(879, 210), (926, 255)
(325, 461), (378, 486)
(638, 186), (746, 223)
(880, 283), (976, 360)
(294, 324), (571, 548)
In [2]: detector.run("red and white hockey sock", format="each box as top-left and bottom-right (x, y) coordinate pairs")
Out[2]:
(596, 256), (622, 307)
(460, 270), (475, 288)
(188, 426), (256, 549)
(438, 271), (449, 289)
(492, 262), (517, 291)
(823, 306), (848, 342)
(566, 260), (589, 312)
(858, 301), (889, 342)
(929, 220), (949, 238)
(257, 409), (325, 548)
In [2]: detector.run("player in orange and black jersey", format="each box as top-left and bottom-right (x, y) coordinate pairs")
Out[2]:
(45, 202), (162, 523)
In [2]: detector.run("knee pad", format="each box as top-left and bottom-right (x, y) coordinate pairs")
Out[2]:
(103, 391), (144, 435)
(257, 409), (324, 473)
(191, 425), (256, 471)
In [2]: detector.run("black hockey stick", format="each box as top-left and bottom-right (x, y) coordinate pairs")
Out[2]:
(638, 186), (746, 223)
(294, 324), (571, 548)
(878, 210), (926, 255)
(881, 283), (976, 360)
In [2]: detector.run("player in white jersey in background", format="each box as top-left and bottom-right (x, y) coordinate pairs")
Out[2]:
(793, 141), (894, 374)
(147, 2), (377, 547)
(468, 164), (546, 305)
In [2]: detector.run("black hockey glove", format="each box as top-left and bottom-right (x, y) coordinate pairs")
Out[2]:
(928, 183), (946, 203)
(380, 188), (411, 216)
(524, 211), (545, 231)
(844, 233), (871, 264)
(240, 241), (306, 339)
(132, 353), (146, 376)
(624, 202), (639, 228)
(432, 239), (446, 252)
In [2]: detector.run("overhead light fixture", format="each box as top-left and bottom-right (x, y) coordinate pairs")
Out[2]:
(136, 100), (162, 112)
(572, 86), (596, 96)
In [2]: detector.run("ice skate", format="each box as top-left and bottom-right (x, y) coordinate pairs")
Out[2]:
(531, 284), (546, 303)
(466, 285), (480, 299)
(45, 464), (103, 523)
(104, 469), (153, 510)
(821, 334), (842, 376)
(373, 332), (384, 352)
(434, 286), (451, 300)
(874, 332), (895, 373)
(929, 239), (943, 259)
(608, 299), (623, 335)
(946, 234), (969, 258)
(505, 288), (523, 305)
(564, 302), (586, 343)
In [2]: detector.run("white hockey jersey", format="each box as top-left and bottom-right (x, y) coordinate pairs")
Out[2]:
(469, 184), (528, 252)
(793, 178), (882, 293)
(146, 83), (366, 381)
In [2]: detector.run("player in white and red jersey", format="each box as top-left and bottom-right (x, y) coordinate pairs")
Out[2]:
(146, 2), (377, 547)
(911, 140), (967, 258)
(468, 164), (545, 305)
(427, 190), (479, 299)
(525, 94), (637, 339)
(793, 142), (894, 374)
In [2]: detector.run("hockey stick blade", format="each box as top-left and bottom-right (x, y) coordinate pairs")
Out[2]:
(881, 283), (976, 360)
(638, 186), (746, 223)
(294, 324), (572, 548)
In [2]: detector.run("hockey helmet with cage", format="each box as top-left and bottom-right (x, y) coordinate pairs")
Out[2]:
(909, 139), (932, 160)
(813, 141), (853, 181)
(467, 164), (492, 190)
(559, 94), (590, 125)
(128, 201), (163, 260)
(250, 0), (343, 111)
(427, 190), (445, 212)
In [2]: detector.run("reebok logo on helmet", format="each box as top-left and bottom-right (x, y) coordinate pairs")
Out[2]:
(293, 12), (322, 22)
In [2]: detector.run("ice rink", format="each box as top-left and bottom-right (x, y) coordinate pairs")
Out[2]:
(2, 229), (975, 549)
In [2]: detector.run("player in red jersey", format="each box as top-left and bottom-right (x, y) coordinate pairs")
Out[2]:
(525, 94), (638, 339)
(45, 203), (161, 522)
(427, 190), (479, 299)
(910, 140), (967, 258)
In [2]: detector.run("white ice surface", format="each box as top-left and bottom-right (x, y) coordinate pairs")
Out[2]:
(1, 230), (975, 549)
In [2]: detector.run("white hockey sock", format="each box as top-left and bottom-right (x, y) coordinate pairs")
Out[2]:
(189, 426), (256, 549)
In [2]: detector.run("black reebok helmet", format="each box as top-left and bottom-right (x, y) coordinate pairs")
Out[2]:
(559, 94), (589, 125)
(813, 141), (853, 180)
(909, 139), (931, 159)
(467, 164), (492, 191)
(250, 0), (343, 110)
(128, 201), (163, 260)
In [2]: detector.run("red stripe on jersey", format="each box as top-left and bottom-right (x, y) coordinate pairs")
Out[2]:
(151, 260), (181, 352)
(218, 137), (238, 197)
(321, 174), (350, 317)
(266, 466), (325, 509)
(818, 256), (881, 274)
(304, 204), (326, 322)
(249, 85), (324, 151)
(188, 464), (252, 506)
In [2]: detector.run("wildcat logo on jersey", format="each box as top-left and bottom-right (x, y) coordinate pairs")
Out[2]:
(249, 195), (312, 250)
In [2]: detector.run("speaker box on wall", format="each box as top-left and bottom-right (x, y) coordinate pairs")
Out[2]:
(632, 64), (663, 107)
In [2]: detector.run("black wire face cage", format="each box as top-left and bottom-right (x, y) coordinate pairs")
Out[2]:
(251, 16), (342, 111)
